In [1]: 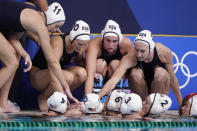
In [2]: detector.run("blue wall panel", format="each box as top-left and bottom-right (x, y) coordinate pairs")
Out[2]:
(47, 0), (197, 35)
(5, 0), (197, 35)
(126, 0), (197, 35)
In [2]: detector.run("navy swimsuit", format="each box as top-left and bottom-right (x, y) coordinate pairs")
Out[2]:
(32, 34), (78, 69)
(0, 1), (38, 32)
(136, 47), (165, 88)
(100, 43), (122, 65)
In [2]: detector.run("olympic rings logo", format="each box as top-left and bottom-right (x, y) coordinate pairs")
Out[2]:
(173, 51), (197, 89)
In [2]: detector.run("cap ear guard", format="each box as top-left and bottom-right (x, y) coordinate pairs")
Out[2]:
(101, 20), (123, 43)
(44, 2), (65, 25)
(70, 20), (90, 43)
(47, 92), (67, 114)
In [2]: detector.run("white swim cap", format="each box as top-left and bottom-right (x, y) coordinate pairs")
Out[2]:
(120, 93), (142, 115)
(47, 92), (67, 113)
(82, 93), (103, 113)
(134, 30), (155, 51)
(70, 20), (90, 43)
(189, 95), (197, 116)
(44, 2), (65, 25)
(101, 20), (123, 43)
(149, 93), (172, 115)
(107, 90), (125, 112)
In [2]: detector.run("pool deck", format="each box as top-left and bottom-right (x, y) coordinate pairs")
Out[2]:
(0, 110), (195, 122)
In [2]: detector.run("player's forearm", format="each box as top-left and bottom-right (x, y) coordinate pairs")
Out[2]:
(98, 79), (117, 98)
(48, 62), (70, 91)
(99, 68), (126, 98)
(171, 78), (182, 107)
(48, 68), (64, 92)
(39, 30), (68, 90)
(85, 75), (94, 95)
(10, 39), (29, 58)
(37, 0), (48, 11)
(173, 88), (182, 107)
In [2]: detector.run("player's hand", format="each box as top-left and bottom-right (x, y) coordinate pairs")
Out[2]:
(23, 55), (32, 72)
(94, 73), (102, 82)
(64, 87), (80, 106)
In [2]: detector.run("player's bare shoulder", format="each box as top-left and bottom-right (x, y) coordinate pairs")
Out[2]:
(119, 36), (133, 54)
(120, 37), (133, 47)
(155, 42), (172, 63)
(86, 36), (102, 56)
(88, 36), (102, 47)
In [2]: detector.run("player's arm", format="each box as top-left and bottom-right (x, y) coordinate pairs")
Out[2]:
(119, 37), (134, 56)
(164, 49), (182, 107)
(98, 48), (137, 98)
(36, 0), (48, 11)
(85, 38), (100, 95)
(50, 35), (63, 61)
(49, 35), (72, 92)
(44, 35), (64, 92)
(8, 32), (32, 72)
(48, 35), (79, 103)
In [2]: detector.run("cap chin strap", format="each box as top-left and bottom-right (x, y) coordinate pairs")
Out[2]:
(148, 93), (157, 114)
(189, 97), (193, 116)
(49, 108), (62, 114)
(106, 90), (115, 110)
(47, 20), (65, 26)
(70, 33), (90, 44)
